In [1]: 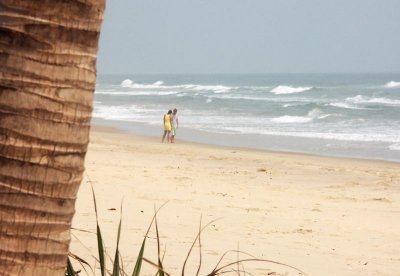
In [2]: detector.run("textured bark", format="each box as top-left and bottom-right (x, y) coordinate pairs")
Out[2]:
(0, 0), (105, 275)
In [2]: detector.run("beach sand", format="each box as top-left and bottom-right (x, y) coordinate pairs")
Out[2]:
(71, 126), (400, 276)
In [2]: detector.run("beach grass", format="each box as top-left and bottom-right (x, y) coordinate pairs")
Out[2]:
(66, 188), (307, 276)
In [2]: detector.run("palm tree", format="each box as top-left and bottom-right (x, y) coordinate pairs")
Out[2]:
(0, 0), (105, 274)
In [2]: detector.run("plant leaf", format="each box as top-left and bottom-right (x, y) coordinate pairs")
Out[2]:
(112, 216), (122, 276)
(133, 202), (167, 276)
(154, 209), (165, 276)
(91, 185), (106, 276)
(132, 238), (146, 276)
(66, 257), (75, 276)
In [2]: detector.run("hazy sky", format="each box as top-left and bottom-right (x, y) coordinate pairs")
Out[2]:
(97, 0), (400, 74)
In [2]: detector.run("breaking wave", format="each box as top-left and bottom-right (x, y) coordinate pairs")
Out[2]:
(93, 104), (162, 124)
(120, 79), (233, 94)
(384, 81), (400, 88)
(257, 131), (400, 143)
(271, 109), (325, 123)
(389, 144), (400, 151)
(282, 103), (309, 108)
(121, 79), (166, 89)
(181, 84), (233, 93)
(270, 85), (313, 94)
(326, 102), (370, 110)
(271, 115), (312, 123)
(96, 90), (179, 96)
(346, 95), (400, 106)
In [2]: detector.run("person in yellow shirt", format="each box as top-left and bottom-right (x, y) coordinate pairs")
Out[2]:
(161, 110), (172, 143)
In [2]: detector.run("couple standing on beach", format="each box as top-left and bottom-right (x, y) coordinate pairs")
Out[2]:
(162, 108), (179, 143)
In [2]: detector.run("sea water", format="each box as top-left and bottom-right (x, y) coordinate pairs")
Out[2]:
(93, 73), (400, 162)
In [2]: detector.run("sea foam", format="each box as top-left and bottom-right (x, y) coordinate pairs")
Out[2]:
(271, 115), (312, 123)
(96, 91), (179, 96)
(121, 79), (133, 87)
(121, 79), (234, 93)
(270, 85), (313, 94)
(93, 104), (163, 124)
(271, 109), (323, 123)
(346, 95), (400, 106)
(121, 79), (166, 89)
(389, 144), (400, 151)
(384, 81), (400, 88)
(256, 131), (400, 143)
(182, 84), (233, 93)
(326, 102), (370, 110)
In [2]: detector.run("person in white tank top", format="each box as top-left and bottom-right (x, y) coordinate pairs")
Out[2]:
(171, 108), (179, 143)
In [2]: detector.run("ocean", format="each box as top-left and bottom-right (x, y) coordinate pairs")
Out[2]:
(93, 73), (400, 162)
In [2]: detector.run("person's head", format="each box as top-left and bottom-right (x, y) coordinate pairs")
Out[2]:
(168, 110), (172, 115)
(173, 108), (178, 115)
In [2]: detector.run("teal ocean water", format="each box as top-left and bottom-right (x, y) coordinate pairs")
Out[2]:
(93, 73), (400, 162)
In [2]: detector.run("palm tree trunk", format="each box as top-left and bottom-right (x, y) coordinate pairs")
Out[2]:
(0, 0), (105, 274)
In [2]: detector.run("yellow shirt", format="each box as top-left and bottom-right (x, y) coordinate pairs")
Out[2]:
(164, 114), (171, 131)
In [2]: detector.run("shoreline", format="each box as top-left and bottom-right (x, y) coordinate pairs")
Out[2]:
(91, 120), (400, 165)
(70, 125), (400, 276)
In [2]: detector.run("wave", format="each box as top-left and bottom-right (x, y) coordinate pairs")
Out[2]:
(209, 94), (322, 106)
(271, 108), (324, 124)
(121, 79), (166, 89)
(326, 102), (370, 110)
(243, 86), (272, 91)
(120, 79), (132, 87)
(93, 105), (139, 121)
(181, 84), (233, 93)
(271, 115), (312, 123)
(389, 144), (400, 151)
(282, 103), (310, 108)
(176, 93), (188, 97)
(92, 102), (400, 144)
(93, 104), (163, 123)
(96, 90), (179, 96)
(346, 95), (400, 106)
(120, 79), (234, 94)
(215, 126), (400, 143)
(384, 81), (400, 88)
(270, 85), (313, 94)
(209, 94), (278, 102)
(260, 131), (400, 143)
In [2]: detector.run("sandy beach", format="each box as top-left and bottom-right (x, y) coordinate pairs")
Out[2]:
(70, 126), (400, 276)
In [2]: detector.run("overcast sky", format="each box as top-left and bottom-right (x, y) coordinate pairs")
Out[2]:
(97, 0), (400, 74)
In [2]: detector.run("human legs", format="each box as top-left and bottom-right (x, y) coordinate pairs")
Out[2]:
(171, 127), (176, 143)
(167, 131), (171, 142)
(162, 130), (167, 143)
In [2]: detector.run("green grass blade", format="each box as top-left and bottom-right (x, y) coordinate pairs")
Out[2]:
(68, 251), (93, 275)
(96, 224), (106, 276)
(91, 185), (106, 276)
(112, 253), (120, 276)
(182, 218), (220, 276)
(66, 257), (75, 276)
(112, 217), (122, 276)
(142, 258), (171, 276)
(158, 260), (165, 276)
(154, 209), (165, 276)
(132, 238), (146, 276)
(132, 202), (166, 276)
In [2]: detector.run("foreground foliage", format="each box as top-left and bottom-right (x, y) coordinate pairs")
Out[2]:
(66, 189), (306, 276)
